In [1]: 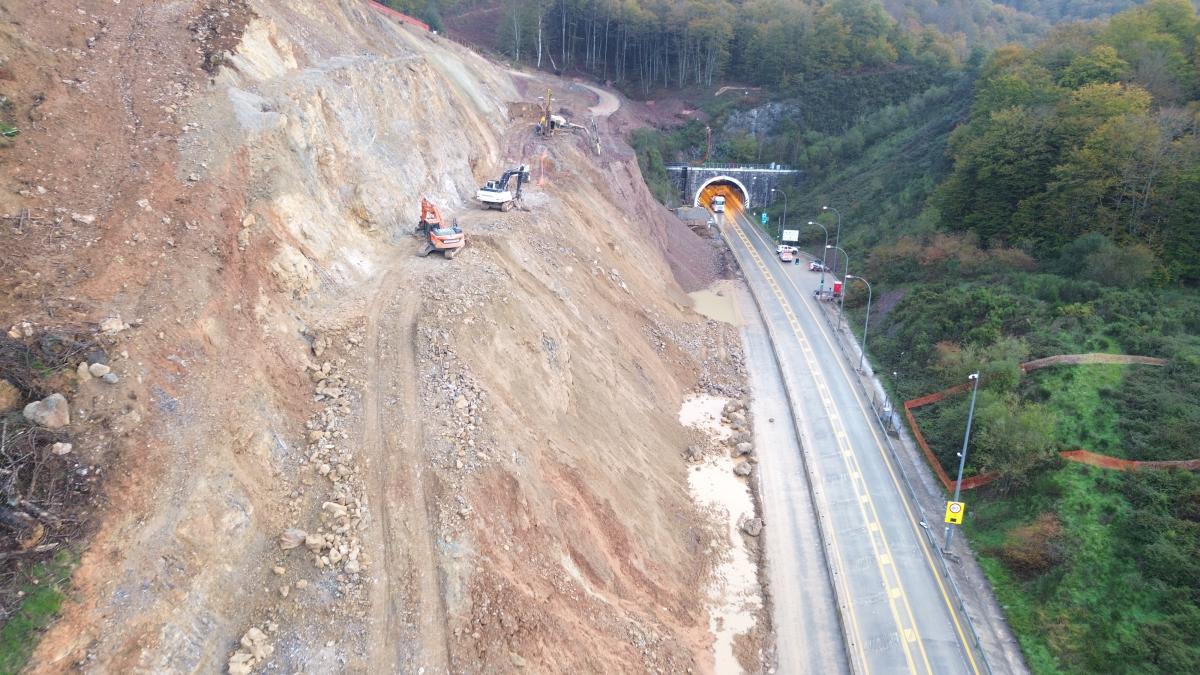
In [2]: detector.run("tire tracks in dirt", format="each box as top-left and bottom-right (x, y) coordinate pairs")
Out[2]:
(364, 267), (451, 673)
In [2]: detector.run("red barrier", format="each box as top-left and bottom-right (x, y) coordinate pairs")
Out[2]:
(904, 386), (998, 493)
(904, 355), (1193, 492)
(367, 0), (430, 31)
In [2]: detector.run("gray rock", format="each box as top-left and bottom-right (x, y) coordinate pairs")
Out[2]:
(76, 361), (92, 381)
(741, 517), (764, 537)
(88, 363), (111, 377)
(22, 393), (70, 428)
(101, 373), (120, 384)
(99, 316), (126, 334)
(734, 462), (752, 477)
(734, 442), (754, 457)
(279, 528), (307, 550)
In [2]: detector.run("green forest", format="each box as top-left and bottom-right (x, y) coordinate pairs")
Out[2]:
(604, 0), (1200, 671)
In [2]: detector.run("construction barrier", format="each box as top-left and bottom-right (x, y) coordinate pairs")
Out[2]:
(1021, 353), (1168, 372)
(904, 354), (1194, 492)
(367, 0), (430, 31)
(1059, 449), (1200, 472)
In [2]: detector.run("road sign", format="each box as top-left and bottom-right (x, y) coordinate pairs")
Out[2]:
(761, 212), (768, 225)
(781, 229), (799, 242)
(944, 501), (965, 525)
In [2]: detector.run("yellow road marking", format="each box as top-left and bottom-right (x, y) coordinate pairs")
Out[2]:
(737, 213), (984, 675)
(725, 216), (924, 674)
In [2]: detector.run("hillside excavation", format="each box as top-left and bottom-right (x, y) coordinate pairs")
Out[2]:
(0, 1), (762, 673)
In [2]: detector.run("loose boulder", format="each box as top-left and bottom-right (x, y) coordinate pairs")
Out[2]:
(741, 517), (764, 537)
(0, 379), (20, 412)
(733, 462), (752, 477)
(279, 528), (307, 550)
(23, 393), (70, 428)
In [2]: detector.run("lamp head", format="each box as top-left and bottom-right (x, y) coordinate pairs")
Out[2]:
(822, 205), (830, 211)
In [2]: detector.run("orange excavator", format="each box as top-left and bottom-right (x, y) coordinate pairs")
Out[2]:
(415, 197), (465, 260)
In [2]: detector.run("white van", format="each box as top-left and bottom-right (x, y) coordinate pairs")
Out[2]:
(711, 195), (726, 213)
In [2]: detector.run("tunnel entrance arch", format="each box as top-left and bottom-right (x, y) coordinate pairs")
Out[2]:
(693, 175), (750, 209)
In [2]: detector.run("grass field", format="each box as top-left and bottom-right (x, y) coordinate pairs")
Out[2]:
(1023, 364), (1125, 456)
(0, 550), (75, 675)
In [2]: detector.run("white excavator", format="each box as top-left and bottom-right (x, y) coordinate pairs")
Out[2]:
(476, 165), (530, 211)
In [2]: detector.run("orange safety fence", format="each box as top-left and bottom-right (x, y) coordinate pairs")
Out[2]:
(1060, 450), (1200, 472)
(903, 354), (1195, 492)
(904, 383), (999, 492)
(367, 0), (431, 31)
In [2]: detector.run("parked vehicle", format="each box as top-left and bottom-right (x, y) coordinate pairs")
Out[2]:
(809, 260), (826, 272)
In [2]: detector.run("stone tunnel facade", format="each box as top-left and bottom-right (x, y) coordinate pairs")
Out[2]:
(665, 164), (802, 209)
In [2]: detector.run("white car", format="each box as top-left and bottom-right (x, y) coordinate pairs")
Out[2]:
(776, 244), (798, 254)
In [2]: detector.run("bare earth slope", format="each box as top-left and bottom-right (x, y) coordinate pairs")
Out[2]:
(1, 0), (757, 672)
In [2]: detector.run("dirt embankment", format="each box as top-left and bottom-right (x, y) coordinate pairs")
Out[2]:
(1, 0), (756, 672)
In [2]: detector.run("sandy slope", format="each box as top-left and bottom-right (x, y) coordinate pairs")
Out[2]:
(0, 0), (765, 672)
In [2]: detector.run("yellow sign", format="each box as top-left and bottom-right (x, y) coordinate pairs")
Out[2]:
(944, 501), (965, 525)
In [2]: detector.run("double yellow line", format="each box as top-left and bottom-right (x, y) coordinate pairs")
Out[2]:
(724, 216), (931, 673)
(729, 213), (984, 675)
(740, 216), (984, 675)
(739, 213), (984, 672)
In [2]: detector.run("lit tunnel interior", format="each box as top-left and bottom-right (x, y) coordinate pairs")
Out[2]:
(695, 177), (749, 214)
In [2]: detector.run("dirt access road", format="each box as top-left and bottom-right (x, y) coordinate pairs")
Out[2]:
(577, 82), (620, 117)
(505, 68), (622, 118)
(363, 265), (451, 673)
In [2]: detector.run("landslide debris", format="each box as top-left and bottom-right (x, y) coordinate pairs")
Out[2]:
(0, 0), (759, 672)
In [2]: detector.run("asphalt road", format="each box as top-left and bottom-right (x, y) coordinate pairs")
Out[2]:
(722, 209), (984, 675)
(737, 283), (849, 675)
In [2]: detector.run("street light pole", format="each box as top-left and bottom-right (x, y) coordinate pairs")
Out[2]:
(945, 372), (981, 551)
(845, 275), (873, 372)
(822, 205), (842, 265)
(827, 244), (849, 330)
(808, 220), (828, 294)
(771, 188), (788, 238)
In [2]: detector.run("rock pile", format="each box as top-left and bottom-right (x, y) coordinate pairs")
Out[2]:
(288, 346), (370, 584)
(720, 398), (758, 476)
(419, 326), (492, 474)
(227, 623), (276, 675)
